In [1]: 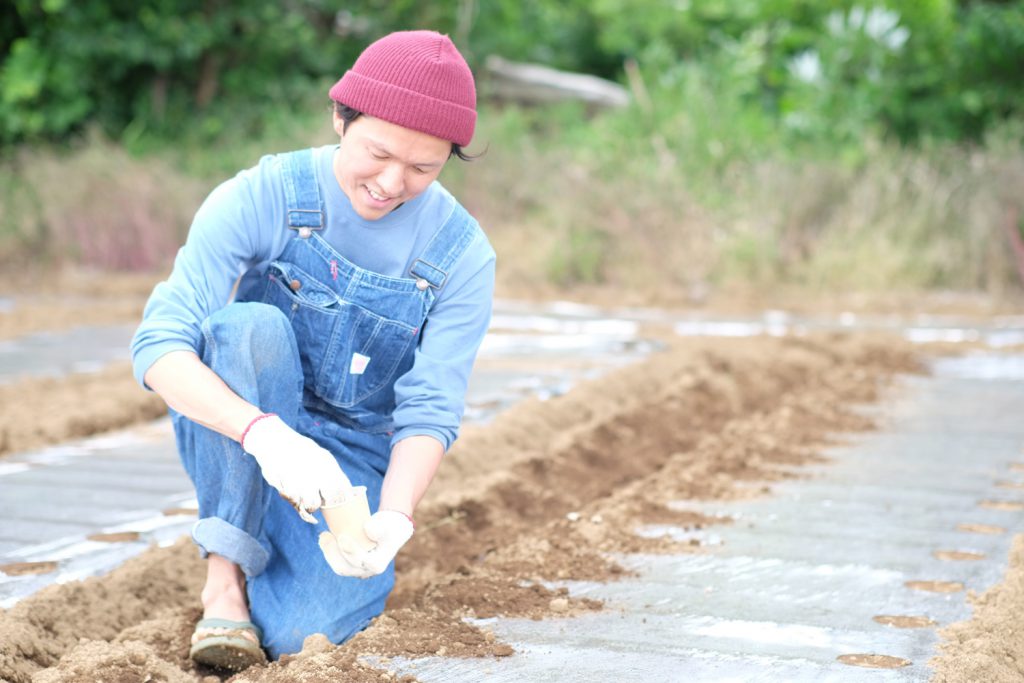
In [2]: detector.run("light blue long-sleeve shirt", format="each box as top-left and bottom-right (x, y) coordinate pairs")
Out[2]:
(131, 144), (495, 451)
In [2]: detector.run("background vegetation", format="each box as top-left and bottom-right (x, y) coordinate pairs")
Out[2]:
(1, 0), (1023, 301)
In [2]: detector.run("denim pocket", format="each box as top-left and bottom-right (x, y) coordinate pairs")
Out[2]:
(266, 261), (340, 309)
(319, 304), (417, 408)
(263, 261), (417, 409)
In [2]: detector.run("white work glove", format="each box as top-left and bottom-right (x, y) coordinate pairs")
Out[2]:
(318, 510), (414, 578)
(241, 414), (352, 523)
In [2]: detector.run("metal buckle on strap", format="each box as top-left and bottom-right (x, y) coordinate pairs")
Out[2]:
(287, 210), (323, 239)
(409, 258), (446, 290)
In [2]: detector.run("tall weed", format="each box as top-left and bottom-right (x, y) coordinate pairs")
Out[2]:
(0, 134), (205, 271)
(449, 66), (1024, 299)
(2, 72), (1021, 300)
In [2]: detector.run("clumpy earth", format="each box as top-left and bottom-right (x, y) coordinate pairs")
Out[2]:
(930, 535), (1024, 683)
(0, 362), (167, 457)
(0, 271), (1020, 682)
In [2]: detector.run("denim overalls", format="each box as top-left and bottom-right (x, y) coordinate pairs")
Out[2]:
(171, 148), (477, 659)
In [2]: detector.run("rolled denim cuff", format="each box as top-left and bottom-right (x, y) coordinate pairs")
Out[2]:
(191, 517), (270, 577)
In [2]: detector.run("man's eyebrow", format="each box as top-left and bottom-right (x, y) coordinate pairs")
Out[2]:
(367, 139), (445, 167)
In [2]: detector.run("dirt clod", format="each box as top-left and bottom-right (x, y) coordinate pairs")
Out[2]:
(931, 535), (1024, 682)
(0, 561), (58, 576)
(905, 580), (965, 594)
(837, 653), (912, 669)
(872, 615), (936, 629)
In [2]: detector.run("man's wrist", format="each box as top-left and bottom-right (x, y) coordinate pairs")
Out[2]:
(222, 405), (268, 443)
(378, 494), (415, 519)
(239, 413), (278, 450)
(382, 509), (415, 529)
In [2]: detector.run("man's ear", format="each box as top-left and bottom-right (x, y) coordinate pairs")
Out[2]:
(332, 110), (345, 138)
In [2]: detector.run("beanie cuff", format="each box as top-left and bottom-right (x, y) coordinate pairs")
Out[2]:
(331, 71), (476, 147)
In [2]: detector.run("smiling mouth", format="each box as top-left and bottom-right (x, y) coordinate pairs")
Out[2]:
(366, 187), (392, 202)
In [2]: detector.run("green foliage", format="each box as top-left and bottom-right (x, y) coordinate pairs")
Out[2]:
(1, 0), (1022, 147)
(580, 0), (1022, 144)
(0, 1), (382, 145)
(950, 2), (1024, 137)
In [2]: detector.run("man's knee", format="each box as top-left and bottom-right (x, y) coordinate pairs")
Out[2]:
(202, 302), (297, 374)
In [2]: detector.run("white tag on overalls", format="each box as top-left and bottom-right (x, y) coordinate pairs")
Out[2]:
(350, 353), (371, 375)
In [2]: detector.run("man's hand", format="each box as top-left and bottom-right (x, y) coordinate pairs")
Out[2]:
(241, 414), (351, 523)
(318, 510), (414, 578)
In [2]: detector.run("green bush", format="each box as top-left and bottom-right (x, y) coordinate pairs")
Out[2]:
(0, 1), (376, 145)
(3, 0), (1024, 147)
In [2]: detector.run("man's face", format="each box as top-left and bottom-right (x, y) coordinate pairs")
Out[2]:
(332, 112), (451, 220)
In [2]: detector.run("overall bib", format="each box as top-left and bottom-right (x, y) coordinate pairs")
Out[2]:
(171, 148), (476, 658)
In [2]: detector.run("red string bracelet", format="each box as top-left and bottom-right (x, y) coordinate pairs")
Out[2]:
(240, 412), (277, 450)
(387, 510), (415, 530)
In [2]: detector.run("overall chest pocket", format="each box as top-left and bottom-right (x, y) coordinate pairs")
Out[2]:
(263, 261), (419, 409)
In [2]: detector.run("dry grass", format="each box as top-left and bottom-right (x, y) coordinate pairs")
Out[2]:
(0, 136), (206, 271)
(445, 112), (1024, 302)
(2, 110), (1022, 304)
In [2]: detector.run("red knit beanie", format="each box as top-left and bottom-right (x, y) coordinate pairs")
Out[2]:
(329, 31), (477, 147)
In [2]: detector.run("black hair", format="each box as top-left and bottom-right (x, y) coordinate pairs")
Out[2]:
(333, 102), (477, 161)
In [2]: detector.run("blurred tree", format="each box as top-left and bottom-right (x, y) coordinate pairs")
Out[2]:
(0, 0), (1021, 146)
(947, 1), (1024, 138)
(0, 0), (382, 144)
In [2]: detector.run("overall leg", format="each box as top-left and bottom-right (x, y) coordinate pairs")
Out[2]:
(173, 301), (304, 577)
(248, 423), (395, 659)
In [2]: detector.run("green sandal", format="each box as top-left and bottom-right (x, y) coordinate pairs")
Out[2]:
(189, 618), (268, 671)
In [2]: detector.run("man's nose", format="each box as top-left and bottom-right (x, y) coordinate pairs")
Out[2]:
(377, 164), (404, 196)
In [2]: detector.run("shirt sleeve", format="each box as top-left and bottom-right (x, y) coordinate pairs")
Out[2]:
(130, 164), (276, 388)
(389, 228), (496, 452)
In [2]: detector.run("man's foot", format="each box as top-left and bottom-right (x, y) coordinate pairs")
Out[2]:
(190, 555), (266, 671)
(189, 619), (267, 671)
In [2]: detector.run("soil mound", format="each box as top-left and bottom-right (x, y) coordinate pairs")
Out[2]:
(931, 534), (1024, 683)
(0, 334), (921, 682)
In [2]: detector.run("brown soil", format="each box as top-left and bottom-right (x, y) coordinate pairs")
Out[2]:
(0, 561), (58, 577)
(957, 523), (1006, 535)
(0, 268), (155, 340)
(904, 580), (965, 594)
(1, 265), (1018, 327)
(0, 267), (1009, 462)
(0, 538), (205, 682)
(979, 500), (1024, 512)
(1, 275), (1019, 682)
(931, 535), (1024, 682)
(0, 297), (145, 340)
(0, 270), (165, 460)
(87, 531), (143, 543)
(836, 654), (911, 669)
(0, 322), (925, 682)
(872, 615), (937, 629)
(932, 551), (986, 562)
(0, 362), (167, 458)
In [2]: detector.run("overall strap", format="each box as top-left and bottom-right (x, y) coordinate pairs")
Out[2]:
(409, 202), (478, 294)
(280, 149), (324, 238)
